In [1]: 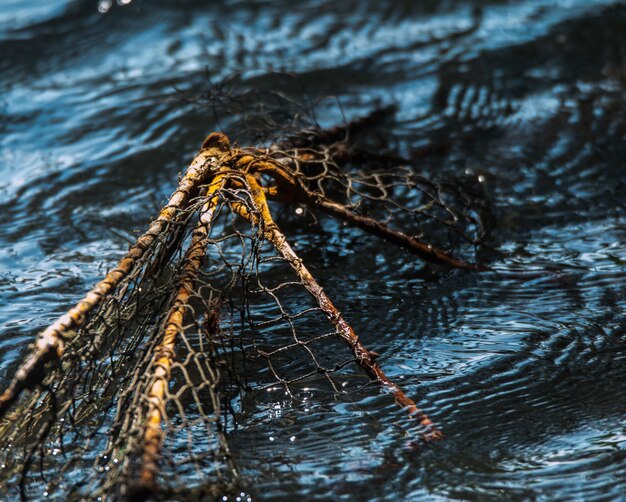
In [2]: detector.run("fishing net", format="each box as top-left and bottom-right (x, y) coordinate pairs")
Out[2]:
(0, 113), (490, 500)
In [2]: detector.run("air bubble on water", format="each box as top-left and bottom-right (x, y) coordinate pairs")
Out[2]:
(478, 175), (485, 182)
(295, 207), (303, 215)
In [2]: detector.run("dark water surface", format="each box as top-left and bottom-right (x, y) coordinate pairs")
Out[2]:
(1, 0), (626, 500)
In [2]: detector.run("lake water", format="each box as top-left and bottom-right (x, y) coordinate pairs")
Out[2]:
(1, 0), (626, 500)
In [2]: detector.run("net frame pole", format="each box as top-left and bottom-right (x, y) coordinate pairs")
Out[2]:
(0, 137), (229, 419)
(247, 157), (483, 270)
(138, 177), (228, 491)
(232, 174), (442, 440)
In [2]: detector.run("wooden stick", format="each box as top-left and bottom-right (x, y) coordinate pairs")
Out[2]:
(234, 175), (442, 440)
(250, 159), (483, 270)
(314, 197), (484, 271)
(0, 134), (229, 419)
(138, 174), (225, 490)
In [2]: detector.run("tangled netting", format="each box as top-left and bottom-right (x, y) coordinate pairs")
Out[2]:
(0, 112), (491, 500)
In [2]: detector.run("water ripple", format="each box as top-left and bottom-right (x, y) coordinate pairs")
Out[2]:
(1, 0), (626, 500)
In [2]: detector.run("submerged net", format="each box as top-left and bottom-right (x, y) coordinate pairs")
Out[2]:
(0, 113), (491, 500)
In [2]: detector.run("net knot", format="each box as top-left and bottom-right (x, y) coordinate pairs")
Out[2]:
(153, 346), (176, 364)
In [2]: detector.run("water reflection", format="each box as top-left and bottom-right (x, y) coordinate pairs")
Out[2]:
(1, 0), (626, 500)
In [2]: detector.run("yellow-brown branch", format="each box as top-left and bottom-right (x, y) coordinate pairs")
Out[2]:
(0, 135), (231, 419)
(138, 174), (225, 490)
(234, 175), (442, 440)
(249, 157), (483, 270)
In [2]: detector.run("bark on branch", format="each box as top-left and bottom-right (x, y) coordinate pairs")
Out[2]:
(232, 175), (442, 440)
(138, 174), (225, 491)
(0, 135), (229, 419)
(252, 159), (484, 270)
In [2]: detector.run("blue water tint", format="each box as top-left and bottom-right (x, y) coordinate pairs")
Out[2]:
(1, 0), (626, 500)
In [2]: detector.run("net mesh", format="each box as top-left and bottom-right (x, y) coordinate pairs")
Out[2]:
(267, 141), (487, 254)
(0, 116), (491, 500)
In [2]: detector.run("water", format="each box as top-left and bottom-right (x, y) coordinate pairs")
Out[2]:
(1, 0), (626, 500)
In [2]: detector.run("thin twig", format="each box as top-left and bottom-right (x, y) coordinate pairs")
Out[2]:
(0, 134), (229, 419)
(233, 175), (442, 440)
(251, 158), (484, 270)
(314, 196), (485, 271)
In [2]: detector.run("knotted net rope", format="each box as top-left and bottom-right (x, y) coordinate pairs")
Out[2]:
(0, 114), (490, 500)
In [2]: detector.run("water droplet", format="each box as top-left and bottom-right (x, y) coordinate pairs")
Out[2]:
(269, 436), (275, 442)
(97, 0), (112, 13)
(290, 435), (296, 442)
(478, 175), (485, 183)
(295, 207), (303, 215)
